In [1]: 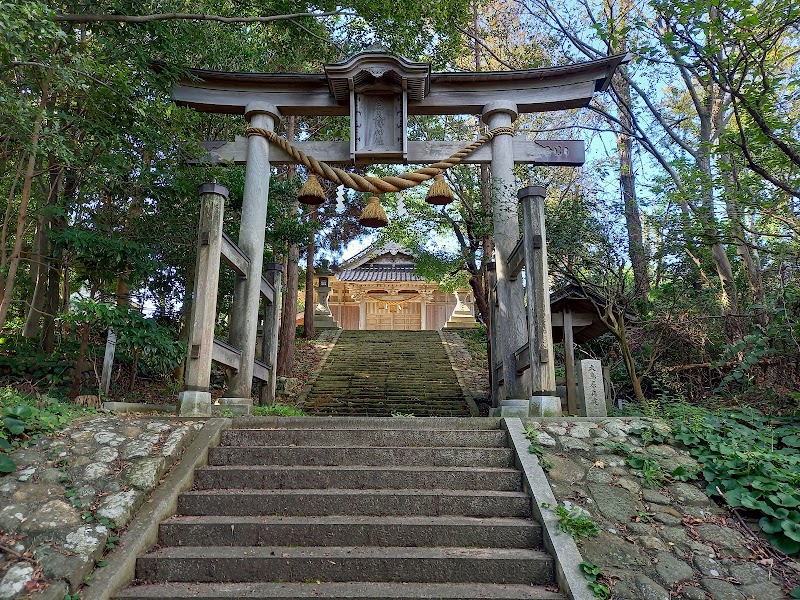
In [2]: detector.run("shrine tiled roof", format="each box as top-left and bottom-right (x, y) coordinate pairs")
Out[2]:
(337, 264), (425, 282)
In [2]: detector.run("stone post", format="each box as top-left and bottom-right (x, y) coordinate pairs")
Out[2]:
(482, 101), (528, 401)
(578, 359), (607, 417)
(179, 183), (227, 416)
(313, 282), (340, 329)
(443, 288), (478, 329)
(259, 263), (284, 405)
(518, 185), (561, 417)
(226, 102), (280, 405)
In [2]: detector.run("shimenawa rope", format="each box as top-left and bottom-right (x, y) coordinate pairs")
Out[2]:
(244, 126), (516, 194)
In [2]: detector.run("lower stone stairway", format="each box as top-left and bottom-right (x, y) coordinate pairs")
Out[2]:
(303, 331), (470, 416)
(116, 417), (565, 599)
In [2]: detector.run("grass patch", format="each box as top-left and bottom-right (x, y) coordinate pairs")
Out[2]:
(456, 325), (487, 362)
(251, 403), (307, 417)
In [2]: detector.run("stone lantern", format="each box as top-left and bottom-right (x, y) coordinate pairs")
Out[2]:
(313, 276), (340, 330)
(444, 288), (478, 329)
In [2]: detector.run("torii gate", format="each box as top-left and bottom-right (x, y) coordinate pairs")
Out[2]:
(175, 49), (628, 417)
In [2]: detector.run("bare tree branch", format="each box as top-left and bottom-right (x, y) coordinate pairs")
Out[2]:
(52, 10), (350, 24)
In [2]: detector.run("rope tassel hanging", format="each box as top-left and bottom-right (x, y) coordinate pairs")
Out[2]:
(358, 196), (389, 228)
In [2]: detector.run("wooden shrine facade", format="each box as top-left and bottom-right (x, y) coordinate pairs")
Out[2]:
(304, 242), (474, 331)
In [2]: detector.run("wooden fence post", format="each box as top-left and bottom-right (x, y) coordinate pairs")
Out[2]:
(260, 263), (284, 405)
(518, 185), (561, 416)
(178, 183), (227, 416)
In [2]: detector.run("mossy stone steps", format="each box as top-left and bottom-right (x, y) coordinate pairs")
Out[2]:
(304, 331), (470, 416)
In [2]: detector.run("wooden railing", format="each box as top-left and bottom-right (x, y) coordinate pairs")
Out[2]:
(182, 183), (283, 408)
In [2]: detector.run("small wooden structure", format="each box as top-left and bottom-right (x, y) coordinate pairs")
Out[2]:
(550, 284), (616, 414)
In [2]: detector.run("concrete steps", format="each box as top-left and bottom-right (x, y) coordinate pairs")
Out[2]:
(303, 331), (470, 416)
(117, 582), (565, 599)
(117, 418), (565, 600)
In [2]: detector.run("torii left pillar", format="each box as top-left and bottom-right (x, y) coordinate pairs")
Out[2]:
(483, 101), (529, 403)
(225, 102), (281, 406)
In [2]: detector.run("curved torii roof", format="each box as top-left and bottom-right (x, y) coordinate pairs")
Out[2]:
(172, 50), (630, 116)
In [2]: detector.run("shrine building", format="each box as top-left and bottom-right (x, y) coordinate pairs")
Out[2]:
(301, 241), (478, 331)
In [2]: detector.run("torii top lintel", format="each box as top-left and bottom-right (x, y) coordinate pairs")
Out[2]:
(173, 49), (630, 117)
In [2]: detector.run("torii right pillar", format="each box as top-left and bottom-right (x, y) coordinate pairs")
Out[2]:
(482, 101), (529, 403)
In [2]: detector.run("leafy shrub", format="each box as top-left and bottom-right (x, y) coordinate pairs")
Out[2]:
(0, 335), (75, 397)
(673, 407), (800, 555)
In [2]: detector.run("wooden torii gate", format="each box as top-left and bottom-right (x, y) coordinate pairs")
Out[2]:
(175, 49), (628, 416)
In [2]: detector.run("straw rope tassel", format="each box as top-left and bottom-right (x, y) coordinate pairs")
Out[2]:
(358, 196), (389, 228)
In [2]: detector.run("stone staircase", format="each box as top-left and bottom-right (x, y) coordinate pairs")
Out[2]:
(116, 418), (565, 599)
(303, 331), (470, 416)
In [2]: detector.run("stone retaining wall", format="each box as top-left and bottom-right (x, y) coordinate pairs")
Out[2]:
(0, 416), (203, 599)
(525, 418), (794, 599)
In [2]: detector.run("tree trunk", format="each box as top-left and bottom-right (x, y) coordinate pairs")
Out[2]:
(22, 215), (50, 338)
(696, 85), (743, 342)
(303, 208), (317, 339)
(0, 74), (51, 328)
(721, 152), (767, 327)
(277, 245), (299, 376)
(276, 117), (300, 376)
(614, 69), (650, 300)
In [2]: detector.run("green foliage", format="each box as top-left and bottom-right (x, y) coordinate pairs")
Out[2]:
(251, 403), (308, 417)
(524, 427), (553, 470)
(0, 335), (74, 396)
(542, 502), (601, 540)
(673, 407), (800, 555)
(66, 299), (186, 375)
(602, 432), (699, 488)
(580, 562), (611, 599)
(715, 331), (777, 393)
(0, 387), (96, 474)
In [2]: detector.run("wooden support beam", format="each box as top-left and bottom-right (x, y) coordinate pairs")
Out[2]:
(196, 138), (585, 167)
(563, 308), (578, 415)
(212, 337), (241, 372)
(221, 231), (250, 277)
(514, 342), (531, 374)
(173, 54), (629, 116)
(183, 185), (226, 394)
(551, 312), (594, 327)
(260, 262), (284, 404)
(253, 359), (270, 383)
(508, 238), (525, 281)
(260, 277), (275, 303)
(519, 185), (557, 396)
